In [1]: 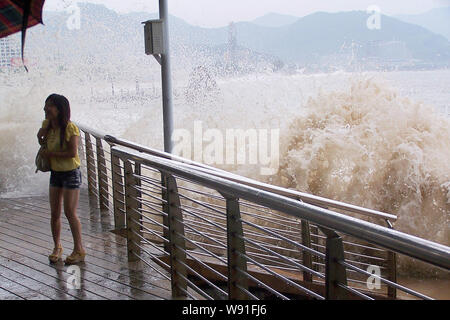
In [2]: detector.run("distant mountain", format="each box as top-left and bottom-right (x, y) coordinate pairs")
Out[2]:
(174, 10), (450, 66)
(232, 11), (450, 65)
(22, 4), (450, 76)
(24, 3), (281, 78)
(251, 13), (299, 28)
(395, 7), (450, 41)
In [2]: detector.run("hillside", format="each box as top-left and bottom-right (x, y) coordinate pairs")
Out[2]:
(251, 13), (299, 27)
(395, 7), (450, 41)
(231, 11), (450, 65)
(20, 4), (450, 75)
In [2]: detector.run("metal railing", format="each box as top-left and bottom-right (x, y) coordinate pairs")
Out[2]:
(76, 123), (450, 300)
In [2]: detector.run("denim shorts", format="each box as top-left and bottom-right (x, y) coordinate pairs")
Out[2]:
(50, 168), (82, 189)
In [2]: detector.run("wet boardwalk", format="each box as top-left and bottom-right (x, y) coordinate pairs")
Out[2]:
(0, 188), (172, 300)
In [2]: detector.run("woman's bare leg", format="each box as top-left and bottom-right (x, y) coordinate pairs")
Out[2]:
(49, 186), (63, 252)
(63, 188), (84, 253)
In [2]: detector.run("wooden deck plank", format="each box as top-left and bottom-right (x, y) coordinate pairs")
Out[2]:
(4, 196), (120, 240)
(0, 197), (160, 266)
(0, 218), (123, 269)
(0, 286), (25, 300)
(2, 198), (116, 235)
(0, 193), (172, 300)
(15, 194), (116, 227)
(0, 274), (51, 300)
(0, 203), (154, 268)
(0, 254), (79, 300)
(0, 218), (170, 298)
(0, 237), (134, 300)
(7, 190), (106, 214)
(0, 202), (130, 257)
(0, 230), (170, 300)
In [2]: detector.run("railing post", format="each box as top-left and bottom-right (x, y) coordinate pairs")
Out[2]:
(320, 227), (348, 300)
(96, 137), (109, 211)
(161, 174), (171, 253)
(124, 160), (142, 262)
(78, 133), (86, 166)
(310, 224), (320, 273)
(134, 162), (142, 219)
(301, 220), (313, 283)
(163, 174), (188, 299)
(387, 251), (397, 299)
(84, 133), (97, 198)
(225, 196), (249, 300)
(111, 152), (126, 229)
(386, 220), (397, 299)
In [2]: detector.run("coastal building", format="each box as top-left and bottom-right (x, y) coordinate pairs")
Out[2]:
(0, 36), (21, 68)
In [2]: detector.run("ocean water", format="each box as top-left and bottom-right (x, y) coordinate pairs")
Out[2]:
(0, 69), (449, 271)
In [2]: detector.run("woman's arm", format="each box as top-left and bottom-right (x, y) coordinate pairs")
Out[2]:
(37, 127), (48, 146)
(45, 135), (79, 159)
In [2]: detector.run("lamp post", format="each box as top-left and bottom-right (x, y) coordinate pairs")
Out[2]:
(159, 0), (174, 154)
(143, 0), (174, 154)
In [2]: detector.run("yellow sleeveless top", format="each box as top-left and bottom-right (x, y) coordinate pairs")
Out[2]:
(42, 120), (81, 172)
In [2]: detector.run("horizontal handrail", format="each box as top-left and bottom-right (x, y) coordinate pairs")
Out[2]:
(77, 123), (106, 140)
(75, 122), (397, 222)
(112, 146), (450, 271)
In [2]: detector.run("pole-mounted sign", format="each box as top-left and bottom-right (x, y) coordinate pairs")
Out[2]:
(143, 19), (164, 55)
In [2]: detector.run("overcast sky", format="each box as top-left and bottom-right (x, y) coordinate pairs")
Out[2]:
(45, 0), (450, 28)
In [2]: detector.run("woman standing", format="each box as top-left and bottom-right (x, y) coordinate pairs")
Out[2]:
(37, 94), (86, 264)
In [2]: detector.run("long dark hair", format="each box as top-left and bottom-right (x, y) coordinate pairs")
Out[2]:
(45, 94), (71, 148)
